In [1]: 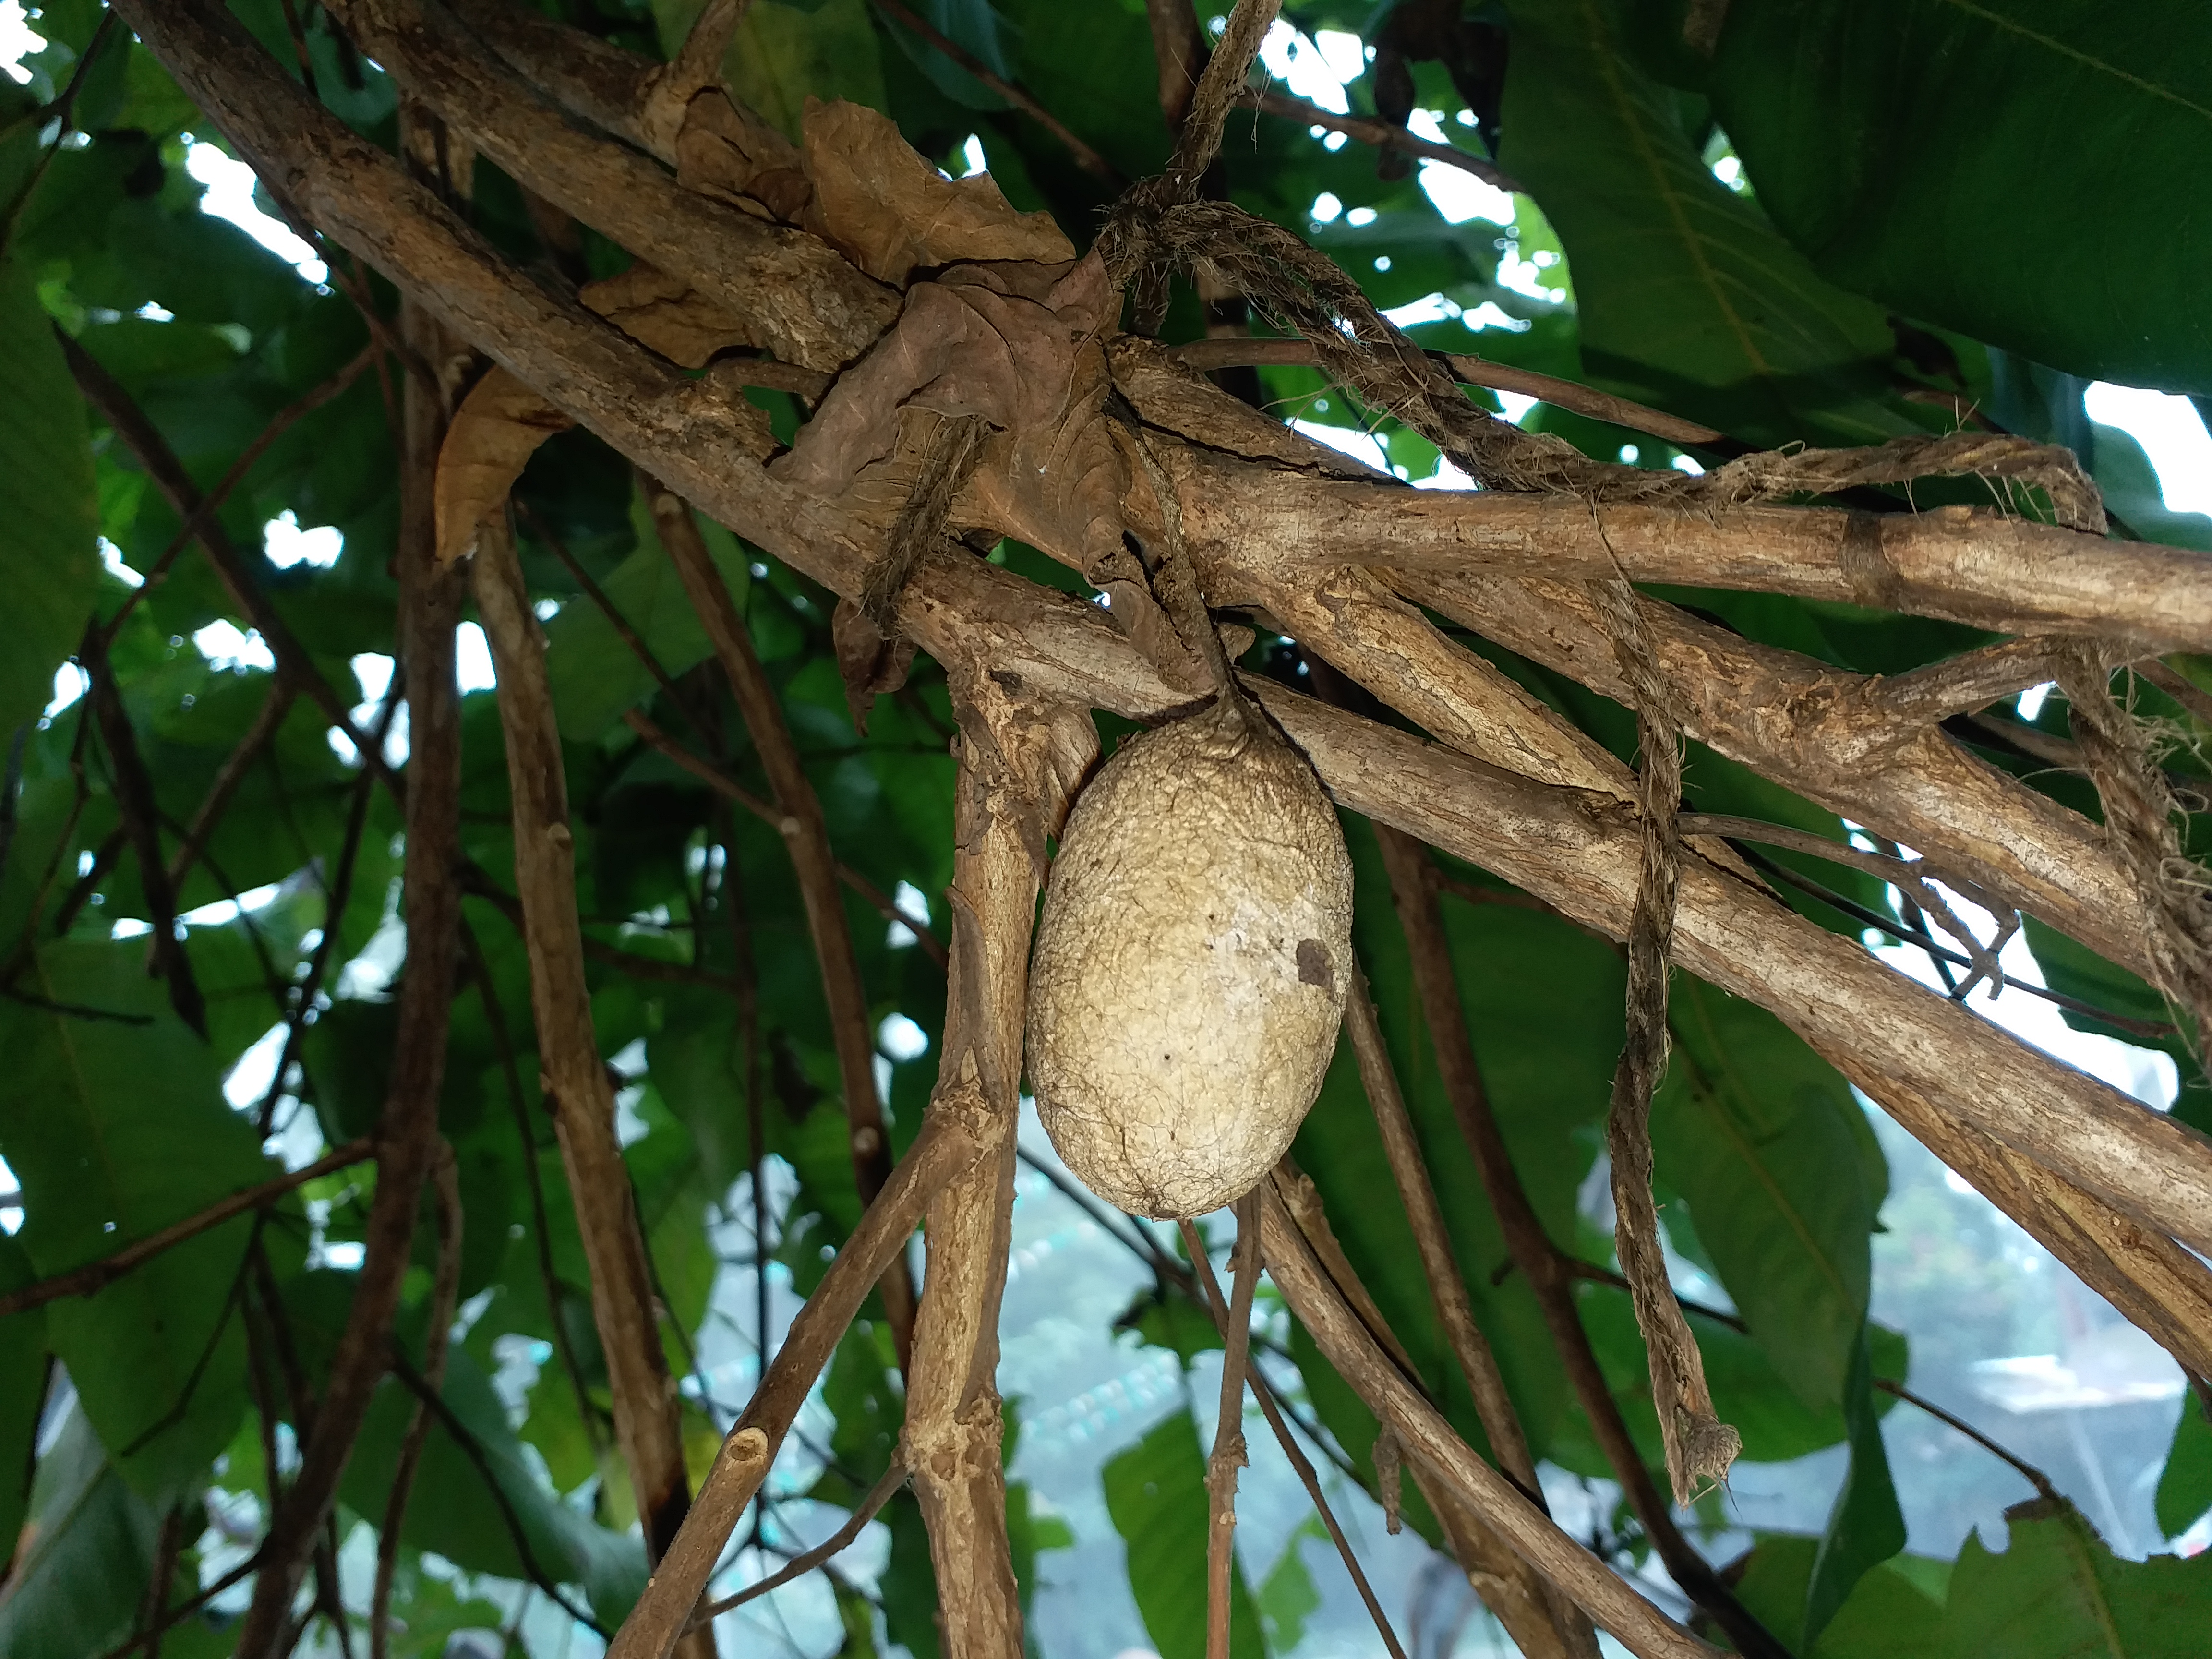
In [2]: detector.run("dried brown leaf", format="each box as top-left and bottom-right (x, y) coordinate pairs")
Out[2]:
(777, 256), (1126, 576)
(435, 266), (773, 564)
(675, 88), (812, 224)
(578, 263), (758, 368)
(832, 596), (918, 735)
(799, 98), (1075, 287)
(434, 366), (575, 564)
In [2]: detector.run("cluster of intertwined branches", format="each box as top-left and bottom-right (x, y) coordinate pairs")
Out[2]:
(31, 2), (2212, 1658)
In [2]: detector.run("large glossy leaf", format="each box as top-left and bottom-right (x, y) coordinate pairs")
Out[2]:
(338, 1345), (649, 1630)
(0, 255), (100, 737)
(0, 942), (265, 1501)
(0, 1408), (158, 1659)
(1498, 0), (1907, 445)
(2156, 1394), (2212, 1539)
(1708, 0), (2212, 393)
(1655, 980), (1885, 1410)
(1943, 1497), (2212, 1655)
(0, 1235), (49, 1560)
(1804, 1326), (1906, 1641)
(1101, 1408), (1265, 1659)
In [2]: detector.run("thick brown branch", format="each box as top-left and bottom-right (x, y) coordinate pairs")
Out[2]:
(0, 1141), (373, 1319)
(229, 220), (467, 1654)
(607, 1102), (991, 1659)
(903, 686), (1089, 1659)
(1257, 1180), (1719, 1659)
(1397, 569), (2152, 986)
(471, 516), (703, 1592)
(326, 0), (895, 371)
(1172, 444), (2212, 647)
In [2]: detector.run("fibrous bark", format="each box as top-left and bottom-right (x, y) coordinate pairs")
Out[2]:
(903, 675), (1096, 1659)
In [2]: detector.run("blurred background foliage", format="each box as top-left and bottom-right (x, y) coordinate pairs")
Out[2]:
(2, 1), (2211, 1656)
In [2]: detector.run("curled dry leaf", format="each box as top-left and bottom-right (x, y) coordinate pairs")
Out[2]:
(777, 255), (1129, 578)
(433, 265), (769, 563)
(831, 596), (918, 735)
(799, 98), (1075, 287)
(675, 89), (812, 224)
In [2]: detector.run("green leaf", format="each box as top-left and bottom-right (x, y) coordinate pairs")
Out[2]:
(540, 525), (750, 742)
(1804, 1325), (1906, 1641)
(1732, 1534), (1948, 1659)
(338, 1345), (648, 1630)
(2156, 1393), (2212, 1539)
(1656, 980), (1884, 1410)
(1943, 1496), (2212, 1656)
(0, 1406), (158, 1659)
(0, 256), (100, 738)
(1498, 0), (1906, 445)
(1101, 1408), (1265, 1659)
(1708, 0), (2212, 393)
(712, 0), (890, 140)
(0, 1235), (50, 1559)
(0, 941), (265, 1502)
(1257, 1516), (1325, 1653)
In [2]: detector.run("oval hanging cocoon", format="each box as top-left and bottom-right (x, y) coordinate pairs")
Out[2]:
(1025, 707), (1356, 1218)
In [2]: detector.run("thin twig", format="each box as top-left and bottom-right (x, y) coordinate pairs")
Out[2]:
(622, 710), (949, 970)
(386, 1356), (611, 1636)
(1239, 88), (1522, 192)
(1194, 1201), (1259, 1659)
(0, 1141), (373, 1318)
(60, 331), (395, 793)
(1165, 339), (1720, 448)
(1873, 1379), (2062, 1503)
(164, 678), (297, 896)
(1182, 1223), (1410, 1659)
(473, 512), (702, 1584)
(691, 1458), (911, 1625)
(1359, 805), (1786, 1659)
(1341, 966), (1542, 1496)
(606, 1102), (988, 1659)
(868, 0), (1120, 185)
(101, 340), (381, 642)
(372, 1145), (463, 1659)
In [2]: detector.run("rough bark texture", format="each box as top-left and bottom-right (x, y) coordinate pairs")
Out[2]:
(1340, 974), (1599, 1659)
(1258, 1178), (1720, 1659)
(470, 517), (706, 1632)
(610, 1104), (991, 1659)
(904, 679), (1096, 1659)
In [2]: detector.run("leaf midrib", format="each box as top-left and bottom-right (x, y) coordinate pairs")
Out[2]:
(1934, 0), (2212, 126)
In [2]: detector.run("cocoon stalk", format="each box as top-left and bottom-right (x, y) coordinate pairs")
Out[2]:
(1025, 706), (1355, 1218)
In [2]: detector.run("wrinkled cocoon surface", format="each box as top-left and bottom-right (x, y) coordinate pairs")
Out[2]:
(1026, 709), (1355, 1218)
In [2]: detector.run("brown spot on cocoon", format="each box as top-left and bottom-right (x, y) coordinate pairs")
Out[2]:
(1296, 938), (1334, 991)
